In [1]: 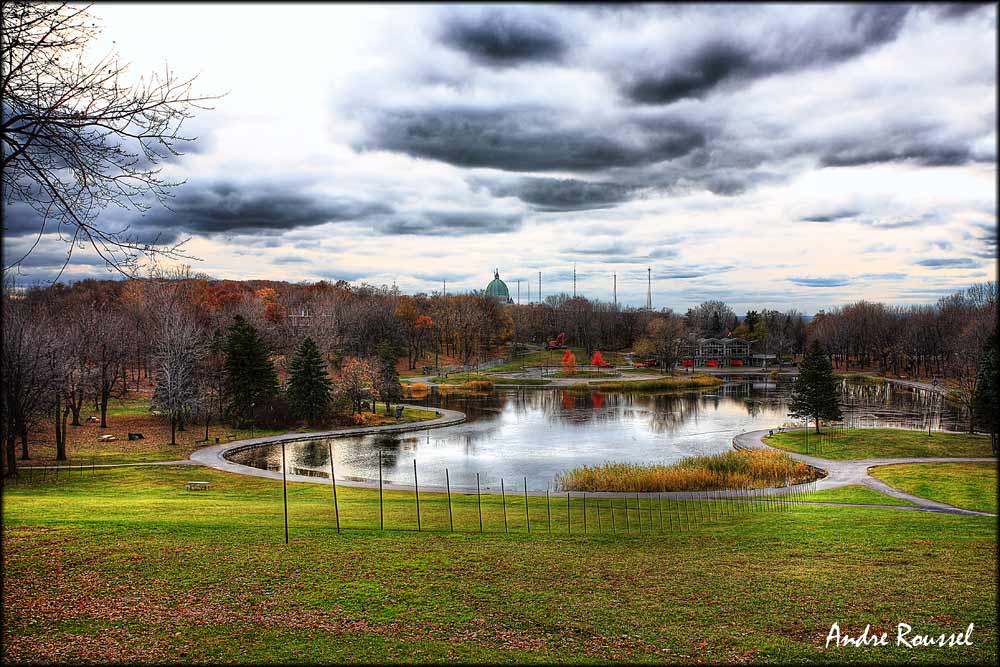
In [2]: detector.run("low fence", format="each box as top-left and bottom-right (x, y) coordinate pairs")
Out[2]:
(2, 453), (820, 542)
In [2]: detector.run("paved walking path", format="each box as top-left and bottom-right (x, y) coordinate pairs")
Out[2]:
(733, 429), (996, 516)
(189, 406), (467, 485)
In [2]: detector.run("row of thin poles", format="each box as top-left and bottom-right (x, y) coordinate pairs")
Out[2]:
(277, 449), (817, 542)
(4, 457), (100, 485)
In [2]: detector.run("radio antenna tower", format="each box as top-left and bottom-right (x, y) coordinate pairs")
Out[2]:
(646, 267), (652, 310)
(573, 263), (577, 298)
(538, 271), (542, 303)
(613, 272), (617, 308)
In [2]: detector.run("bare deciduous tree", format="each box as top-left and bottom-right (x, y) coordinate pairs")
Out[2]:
(151, 307), (203, 445)
(1, 2), (218, 277)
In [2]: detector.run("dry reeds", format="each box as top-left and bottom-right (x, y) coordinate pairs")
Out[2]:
(556, 449), (814, 492)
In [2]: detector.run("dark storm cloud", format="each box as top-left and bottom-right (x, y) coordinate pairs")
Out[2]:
(788, 276), (852, 287)
(623, 5), (910, 104)
(272, 255), (310, 265)
(800, 209), (861, 223)
(930, 3), (993, 20)
(379, 209), (521, 235)
(438, 9), (567, 67)
(819, 143), (976, 168)
(915, 257), (982, 268)
(488, 177), (638, 211)
(562, 241), (633, 256)
(1, 201), (51, 237)
(357, 108), (706, 172)
(141, 184), (393, 234)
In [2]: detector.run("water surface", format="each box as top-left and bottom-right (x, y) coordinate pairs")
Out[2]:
(227, 379), (965, 491)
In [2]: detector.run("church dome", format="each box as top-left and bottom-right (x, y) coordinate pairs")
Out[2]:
(485, 270), (513, 303)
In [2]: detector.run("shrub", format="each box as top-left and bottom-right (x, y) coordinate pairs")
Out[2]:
(351, 411), (382, 426)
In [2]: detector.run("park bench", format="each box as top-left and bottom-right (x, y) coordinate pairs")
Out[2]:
(185, 481), (210, 491)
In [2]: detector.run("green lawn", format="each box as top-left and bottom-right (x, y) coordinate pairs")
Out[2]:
(787, 485), (917, 507)
(764, 428), (995, 460)
(2, 466), (995, 664)
(870, 462), (998, 513)
(21, 401), (441, 467)
(431, 373), (550, 386)
(487, 348), (630, 374)
(567, 374), (723, 393)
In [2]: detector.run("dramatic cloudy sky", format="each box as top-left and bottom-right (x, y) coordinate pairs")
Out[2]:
(3, 3), (997, 312)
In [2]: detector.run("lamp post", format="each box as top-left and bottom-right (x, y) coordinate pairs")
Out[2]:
(250, 402), (256, 438)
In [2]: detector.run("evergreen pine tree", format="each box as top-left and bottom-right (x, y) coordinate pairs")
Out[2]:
(973, 333), (998, 454)
(223, 316), (278, 428)
(788, 339), (843, 433)
(287, 337), (332, 424)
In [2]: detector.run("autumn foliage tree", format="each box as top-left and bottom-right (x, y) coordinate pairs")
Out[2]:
(338, 357), (376, 415)
(562, 349), (577, 375)
(591, 351), (608, 367)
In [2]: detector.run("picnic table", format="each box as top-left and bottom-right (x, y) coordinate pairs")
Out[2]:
(185, 481), (211, 491)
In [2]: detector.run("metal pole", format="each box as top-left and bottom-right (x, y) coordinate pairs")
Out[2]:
(446, 468), (453, 532)
(546, 487), (552, 533)
(624, 495), (630, 533)
(328, 442), (340, 533)
(596, 496), (602, 532)
(583, 492), (587, 534)
(413, 459), (421, 532)
(476, 473), (483, 534)
(523, 477), (530, 534)
(281, 442), (289, 544)
(636, 492), (642, 534)
(501, 478), (508, 533)
(379, 450), (384, 531)
(567, 492), (571, 535)
(610, 498), (616, 535)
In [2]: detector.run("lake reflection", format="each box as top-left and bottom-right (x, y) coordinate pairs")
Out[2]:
(226, 380), (965, 491)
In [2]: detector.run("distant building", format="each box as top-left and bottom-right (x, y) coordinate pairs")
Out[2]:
(681, 337), (751, 367)
(485, 269), (514, 304)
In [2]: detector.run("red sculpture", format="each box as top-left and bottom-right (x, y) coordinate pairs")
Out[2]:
(546, 332), (567, 349)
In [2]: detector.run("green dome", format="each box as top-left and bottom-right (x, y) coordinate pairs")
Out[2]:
(486, 270), (512, 303)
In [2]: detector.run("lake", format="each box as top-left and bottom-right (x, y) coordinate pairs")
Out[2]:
(226, 379), (966, 491)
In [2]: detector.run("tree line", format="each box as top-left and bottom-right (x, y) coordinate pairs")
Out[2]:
(3, 270), (996, 475)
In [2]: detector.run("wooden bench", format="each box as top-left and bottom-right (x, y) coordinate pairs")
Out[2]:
(185, 481), (210, 491)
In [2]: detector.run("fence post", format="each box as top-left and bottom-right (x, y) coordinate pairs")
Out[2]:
(596, 496), (602, 533)
(624, 495), (630, 533)
(546, 487), (552, 533)
(446, 468), (453, 532)
(413, 459), (421, 532)
(379, 450), (384, 531)
(476, 472), (483, 534)
(648, 492), (655, 529)
(281, 442), (289, 545)
(501, 478), (508, 533)
(583, 492), (587, 534)
(523, 477), (530, 534)
(327, 443), (340, 533)
(566, 492), (571, 535)
(636, 492), (642, 534)
(610, 498), (616, 535)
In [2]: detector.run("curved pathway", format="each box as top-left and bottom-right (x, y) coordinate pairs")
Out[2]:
(182, 411), (994, 516)
(733, 429), (996, 516)
(190, 406), (466, 487)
